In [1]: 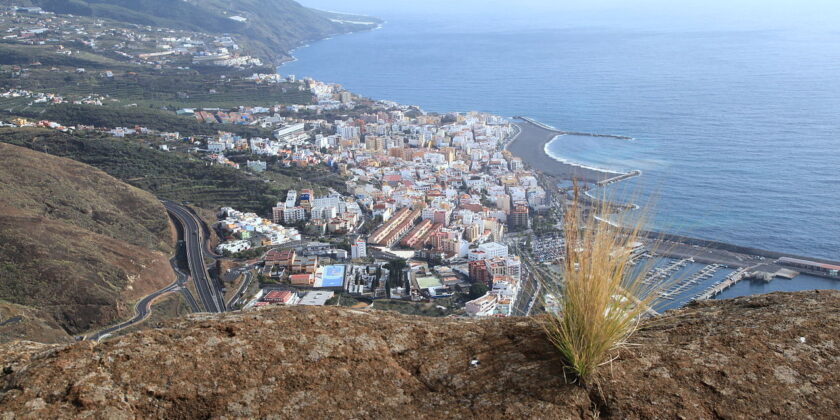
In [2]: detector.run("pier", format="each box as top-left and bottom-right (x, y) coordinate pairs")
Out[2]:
(642, 258), (693, 285)
(597, 170), (642, 186)
(692, 266), (757, 301)
(660, 264), (723, 300)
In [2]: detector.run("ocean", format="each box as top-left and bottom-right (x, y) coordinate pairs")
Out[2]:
(280, 11), (840, 298)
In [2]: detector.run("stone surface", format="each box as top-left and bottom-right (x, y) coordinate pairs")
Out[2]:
(0, 291), (838, 418)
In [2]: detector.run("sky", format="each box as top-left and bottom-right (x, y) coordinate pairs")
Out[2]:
(302, 0), (840, 31)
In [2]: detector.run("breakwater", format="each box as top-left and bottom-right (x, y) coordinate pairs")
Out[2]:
(515, 116), (635, 140)
(597, 170), (642, 186)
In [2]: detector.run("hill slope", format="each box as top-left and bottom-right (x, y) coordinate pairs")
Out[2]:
(28, 0), (381, 64)
(0, 127), (346, 214)
(0, 143), (175, 342)
(0, 291), (837, 418)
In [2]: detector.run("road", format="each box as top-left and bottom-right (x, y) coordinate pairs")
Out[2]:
(164, 201), (227, 313)
(88, 281), (179, 341)
(226, 267), (255, 310)
(512, 262), (541, 316)
(87, 242), (200, 341)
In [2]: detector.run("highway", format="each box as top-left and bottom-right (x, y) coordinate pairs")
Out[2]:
(164, 201), (227, 313)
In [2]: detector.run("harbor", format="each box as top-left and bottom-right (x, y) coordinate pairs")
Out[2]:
(506, 116), (840, 311)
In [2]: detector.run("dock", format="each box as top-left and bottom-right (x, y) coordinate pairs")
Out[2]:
(692, 265), (757, 301)
(642, 258), (693, 285)
(660, 264), (723, 300)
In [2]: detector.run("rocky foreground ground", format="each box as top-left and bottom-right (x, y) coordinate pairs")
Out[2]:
(1, 290), (838, 419)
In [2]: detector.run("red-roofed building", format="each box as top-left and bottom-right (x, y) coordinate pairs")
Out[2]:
(265, 248), (295, 268)
(290, 273), (315, 286)
(263, 290), (299, 305)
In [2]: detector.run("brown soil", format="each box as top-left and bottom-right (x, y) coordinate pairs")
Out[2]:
(0, 144), (176, 341)
(0, 290), (838, 419)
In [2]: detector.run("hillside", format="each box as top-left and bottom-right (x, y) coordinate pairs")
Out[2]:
(0, 290), (837, 418)
(27, 0), (381, 64)
(0, 143), (175, 342)
(0, 127), (346, 214)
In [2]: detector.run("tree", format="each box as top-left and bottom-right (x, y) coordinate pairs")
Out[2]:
(385, 259), (407, 281)
(468, 283), (488, 300)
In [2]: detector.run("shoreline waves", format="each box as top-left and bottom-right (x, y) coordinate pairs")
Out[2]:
(517, 116), (634, 140)
(508, 117), (630, 183)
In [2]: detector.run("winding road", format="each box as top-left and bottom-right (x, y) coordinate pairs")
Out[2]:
(86, 201), (223, 341)
(88, 255), (195, 341)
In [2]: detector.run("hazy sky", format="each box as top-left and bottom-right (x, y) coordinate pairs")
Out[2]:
(303, 0), (839, 30)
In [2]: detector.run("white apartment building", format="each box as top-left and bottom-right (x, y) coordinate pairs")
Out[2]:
(351, 239), (367, 259)
(478, 242), (509, 259)
(465, 293), (498, 317)
(283, 207), (306, 224)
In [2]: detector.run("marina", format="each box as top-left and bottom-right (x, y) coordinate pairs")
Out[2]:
(692, 267), (754, 301)
(642, 257), (693, 285)
(660, 264), (724, 299)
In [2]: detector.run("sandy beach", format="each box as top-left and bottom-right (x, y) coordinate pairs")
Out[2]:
(507, 118), (618, 183)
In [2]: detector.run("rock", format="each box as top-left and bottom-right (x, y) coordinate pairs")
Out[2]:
(0, 291), (839, 418)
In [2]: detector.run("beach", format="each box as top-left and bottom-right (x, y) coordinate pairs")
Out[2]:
(506, 118), (622, 183)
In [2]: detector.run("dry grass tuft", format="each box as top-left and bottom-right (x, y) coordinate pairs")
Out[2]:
(542, 188), (666, 383)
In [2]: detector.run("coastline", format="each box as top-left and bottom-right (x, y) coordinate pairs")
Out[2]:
(274, 32), (840, 282)
(507, 117), (627, 183)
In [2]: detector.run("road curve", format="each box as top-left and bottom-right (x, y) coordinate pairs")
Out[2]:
(163, 201), (226, 313)
(88, 283), (179, 341)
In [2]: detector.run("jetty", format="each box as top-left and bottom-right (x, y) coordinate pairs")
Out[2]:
(692, 265), (758, 301)
(597, 170), (642, 186)
(642, 258), (693, 285)
(515, 116), (635, 140)
(660, 264), (723, 300)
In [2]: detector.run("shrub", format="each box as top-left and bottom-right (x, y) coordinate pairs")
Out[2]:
(542, 188), (664, 383)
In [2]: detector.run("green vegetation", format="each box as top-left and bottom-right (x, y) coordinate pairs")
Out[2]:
(370, 298), (457, 317)
(0, 128), (340, 215)
(0, 42), (125, 69)
(228, 247), (268, 260)
(468, 283), (489, 300)
(542, 190), (663, 383)
(0, 65), (314, 110)
(36, 104), (270, 137)
(32, 0), (380, 64)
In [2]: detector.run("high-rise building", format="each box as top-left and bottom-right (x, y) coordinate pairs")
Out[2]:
(282, 207), (306, 224)
(351, 239), (367, 259)
(272, 203), (284, 224)
(510, 205), (530, 229)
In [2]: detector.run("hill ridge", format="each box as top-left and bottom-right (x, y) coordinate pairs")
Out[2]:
(1, 290), (837, 418)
